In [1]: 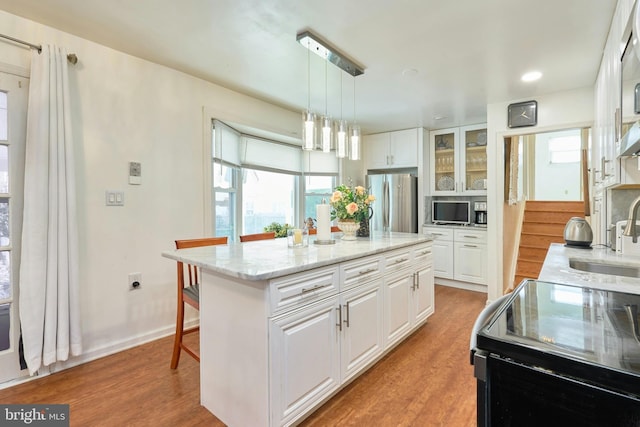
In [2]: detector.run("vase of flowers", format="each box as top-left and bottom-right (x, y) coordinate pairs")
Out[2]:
(329, 184), (376, 240)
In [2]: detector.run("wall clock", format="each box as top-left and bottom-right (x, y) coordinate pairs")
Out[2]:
(507, 100), (537, 128)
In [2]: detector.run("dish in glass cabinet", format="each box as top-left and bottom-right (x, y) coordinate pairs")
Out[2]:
(437, 175), (455, 191)
(467, 142), (477, 147)
(477, 132), (487, 145)
(472, 178), (486, 190)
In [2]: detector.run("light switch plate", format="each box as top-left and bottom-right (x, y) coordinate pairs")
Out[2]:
(106, 190), (124, 206)
(129, 161), (141, 185)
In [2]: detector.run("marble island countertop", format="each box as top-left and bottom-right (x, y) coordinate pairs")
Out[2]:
(162, 232), (432, 281)
(538, 243), (640, 294)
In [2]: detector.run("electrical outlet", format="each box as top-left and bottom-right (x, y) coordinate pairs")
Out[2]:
(129, 272), (142, 291)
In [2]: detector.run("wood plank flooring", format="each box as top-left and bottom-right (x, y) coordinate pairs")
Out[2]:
(0, 285), (486, 427)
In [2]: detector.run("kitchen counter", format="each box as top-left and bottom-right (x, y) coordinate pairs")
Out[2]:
(162, 231), (431, 281)
(162, 232), (434, 427)
(538, 243), (640, 294)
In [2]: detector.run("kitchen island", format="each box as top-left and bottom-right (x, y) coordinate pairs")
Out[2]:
(162, 232), (434, 427)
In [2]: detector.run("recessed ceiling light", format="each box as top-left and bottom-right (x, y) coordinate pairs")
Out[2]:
(402, 68), (419, 77)
(521, 71), (542, 82)
(433, 115), (447, 120)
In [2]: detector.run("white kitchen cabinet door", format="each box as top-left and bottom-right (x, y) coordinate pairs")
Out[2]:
(460, 124), (487, 194)
(389, 128), (419, 168)
(430, 127), (459, 195)
(413, 263), (434, 324)
(383, 269), (413, 348)
(340, 280), (384, 382)
(364, 128), (419, 170)
(432, 239), (454, 279)
(364, 132), (390, 170)
(269, 297), (340, 427)
(453, 241), (487, 284)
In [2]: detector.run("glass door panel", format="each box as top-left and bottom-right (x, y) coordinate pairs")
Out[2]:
(463, 127), (487, 192)
(433, 131), (456, 193)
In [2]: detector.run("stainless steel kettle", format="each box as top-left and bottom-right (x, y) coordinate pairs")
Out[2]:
(563, 217), (593, 247)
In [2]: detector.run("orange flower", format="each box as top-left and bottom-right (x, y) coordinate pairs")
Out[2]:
(330, 191), (342, 204)
(366, 195), (376, 204)
(355, 186), (365, 196)
(346, 202), (359, 215)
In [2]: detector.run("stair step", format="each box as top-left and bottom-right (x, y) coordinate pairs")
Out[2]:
(517, 246), (549, 262)
(515, 259), (543, 277)
(521, 222), (567, 236)
(523, 210), (583, 224)
(520, 234), (565, 249)
(524, 201), (585, 213)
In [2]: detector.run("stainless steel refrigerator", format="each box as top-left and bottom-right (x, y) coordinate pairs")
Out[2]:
(366, 173), (418, 233)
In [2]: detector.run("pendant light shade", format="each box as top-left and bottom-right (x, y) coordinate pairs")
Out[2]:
(336, 119), (348, 158)
(302, 110), (316, 151)
(349, 124), (361, 161)
(321, 115), (333, 153)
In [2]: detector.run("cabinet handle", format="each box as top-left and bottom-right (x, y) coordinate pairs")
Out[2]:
(411, 272), (418, 290)
(358, 267), (377, 275)
(461, 235), (478, 238)
(344, 302), (350, 328)
(464, 244), (478, 248)
(431, 232), (444, 236)
(301, 284), (326, 294)
(394, 258), (409, 264)
(336, 305), (342, 331)
(420, 250), (431, 255)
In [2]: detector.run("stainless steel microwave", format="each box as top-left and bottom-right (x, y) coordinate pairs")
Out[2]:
(432, 200), (470, 225)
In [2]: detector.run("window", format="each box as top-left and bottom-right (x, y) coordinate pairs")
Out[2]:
(303, 175), (336, 224)
(213, 162), (238, 241)
(548, 135), (580, 164)
(242, 168), (297, 234)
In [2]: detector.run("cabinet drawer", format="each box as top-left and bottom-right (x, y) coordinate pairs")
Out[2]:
(454, 228), (486, 243)
(269, 266), (340, 315)
(384, 248), (413, 273)
(412, 243), (433, 265)
(341, 256), (383, 291)
(423, 227), (453, 241)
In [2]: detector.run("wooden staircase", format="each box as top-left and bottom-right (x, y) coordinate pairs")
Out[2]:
(511, 201), (585, 290)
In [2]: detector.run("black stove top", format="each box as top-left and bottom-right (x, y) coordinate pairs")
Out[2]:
(476, 280), (640, 397)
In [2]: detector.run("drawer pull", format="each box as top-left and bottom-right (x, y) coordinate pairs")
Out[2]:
(420, 250), (431, 255)
(464, 244), (478, 248)
(358, 268), (377, 275)
(301, 284), (326, 294)
(462, 235), (478, 238)
(394, 258), (409, 264)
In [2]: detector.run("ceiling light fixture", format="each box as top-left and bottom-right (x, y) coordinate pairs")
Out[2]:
(349, 76), (361, 161)
(302, 44), (316, 151)
(297, 30), (364, 157)
(521, 71), (542, 82)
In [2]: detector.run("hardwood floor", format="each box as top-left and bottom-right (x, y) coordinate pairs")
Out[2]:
(0, 285), (486, 427)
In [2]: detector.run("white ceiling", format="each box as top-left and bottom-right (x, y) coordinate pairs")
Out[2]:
(0, 0), (618, 135)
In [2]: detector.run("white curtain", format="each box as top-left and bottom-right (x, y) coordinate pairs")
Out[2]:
(19, 45), (81, 375)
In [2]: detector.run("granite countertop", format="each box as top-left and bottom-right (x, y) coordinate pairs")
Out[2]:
(538, 243), (640, 294)
(162, 232), (432, 281)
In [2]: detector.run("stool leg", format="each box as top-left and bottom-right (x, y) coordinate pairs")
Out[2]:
(170, 298), (185, 369)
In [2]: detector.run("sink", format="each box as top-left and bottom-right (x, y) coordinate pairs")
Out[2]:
(569, 258), (640, 278)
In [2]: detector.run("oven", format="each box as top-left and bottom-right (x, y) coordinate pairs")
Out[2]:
(472, 280), (640, 426)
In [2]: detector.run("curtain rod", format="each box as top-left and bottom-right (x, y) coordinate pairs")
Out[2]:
(0, 33), (78, 64)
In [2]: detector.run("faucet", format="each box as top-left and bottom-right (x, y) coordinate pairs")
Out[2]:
(623, 195), (640, 243)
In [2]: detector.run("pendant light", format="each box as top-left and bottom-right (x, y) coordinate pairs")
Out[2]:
(302, 41), (316, 151)
(336, 73), (348, 158)
(321, 59), (333, 153)
(349, 76), (361, 161)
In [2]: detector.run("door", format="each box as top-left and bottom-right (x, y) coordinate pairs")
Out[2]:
(0, 71), (28, 384)
(340, 280), (383, 382)
(367, 174), (385, 232)
(383, 269), (412, 348)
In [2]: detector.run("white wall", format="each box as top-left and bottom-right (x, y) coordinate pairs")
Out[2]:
(486, 87), (594, 301)
(0, 10), (301, 372)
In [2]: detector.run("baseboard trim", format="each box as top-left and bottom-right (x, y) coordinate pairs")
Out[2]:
(435, 278), (487, 293)
(0, 319), (198, 390)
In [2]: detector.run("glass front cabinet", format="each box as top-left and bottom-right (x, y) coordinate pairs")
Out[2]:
(430, 124), (487, 195)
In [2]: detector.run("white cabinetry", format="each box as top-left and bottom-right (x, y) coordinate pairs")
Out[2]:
(453, 229), (487, 284)
(364, 128), (419, 170)
(430, 124), (487, 195)
(268, 242), (433, 426)
(270, 297), (341, 426)
(423, 226), (487, 290)
(424, 227), (454, 279)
